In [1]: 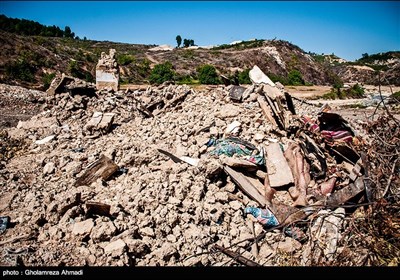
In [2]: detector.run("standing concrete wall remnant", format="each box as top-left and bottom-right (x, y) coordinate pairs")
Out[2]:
(96, 49), (119, 92)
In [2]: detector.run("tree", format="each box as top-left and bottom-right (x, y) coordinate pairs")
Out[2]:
(149, 61), (176, 85)
(287, 70), (305, 86)
(176, 35), (182, 48)
(64, 26), (75, 38)
(189, 39), (195, 46)
(183, 38), (189, 48)
(362, 53), (369, 59)
(197, 64), (220, 85)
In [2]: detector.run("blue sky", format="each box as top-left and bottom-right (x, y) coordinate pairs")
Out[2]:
(1, 1), (399, 61)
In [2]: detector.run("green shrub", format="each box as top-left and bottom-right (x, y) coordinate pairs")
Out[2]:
(345, 83), (365, 98)
(42, 72), (56, 90)
(238, 69), (251, 84)
(68, 60), (81, 78)
(268, 73), (288, 85)
(149, 61), (176, 85)
(176, 74), (199, 85)
(117, 54), (135, 66)
(5, 59), (36, 82)
(287, 69), (305, 86)
(197, 64), (220, 85)
(137, 59), (151, 78)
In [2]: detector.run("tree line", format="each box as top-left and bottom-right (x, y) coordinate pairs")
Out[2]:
(0, 14), (79, 39)
(176, 35), (195, 48)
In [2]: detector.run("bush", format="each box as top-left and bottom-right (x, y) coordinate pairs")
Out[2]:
(176, 74), (199, 85)
(42, 72), (56, 90)
(238, 69), (251, 84)
(149, 61), (175, 85)
(287, 69), (305, 86)
(5, 59), (36, 82)
(345, 83), (365, 98)
(117, 54), (135, 66)
(268, 73), (288, 85)
(197, 64), (220, 85)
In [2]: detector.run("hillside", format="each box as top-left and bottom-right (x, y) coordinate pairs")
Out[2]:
(0, 29), (399, 90)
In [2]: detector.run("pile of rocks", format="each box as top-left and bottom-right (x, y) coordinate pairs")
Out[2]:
(0, 68), (381, 266)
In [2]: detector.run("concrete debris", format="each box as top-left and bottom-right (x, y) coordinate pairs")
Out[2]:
(96, 49), (119, 92)
(72, 219), (94, 236)
(265, 142), (294, 188)
(84, 112), (115, 136)
(249, 65), (275, 87)
(0, 69), (375, 266)
(47, 73), (95, 96)
(35, 135), (56, 145)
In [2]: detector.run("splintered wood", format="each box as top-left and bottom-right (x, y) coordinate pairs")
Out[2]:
(74, 155), (119, 187)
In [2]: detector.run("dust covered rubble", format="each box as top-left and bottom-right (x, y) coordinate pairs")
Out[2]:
(0, 75), (367, 266)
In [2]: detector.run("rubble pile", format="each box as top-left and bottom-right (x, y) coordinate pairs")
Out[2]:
(0, 67), (399, 266)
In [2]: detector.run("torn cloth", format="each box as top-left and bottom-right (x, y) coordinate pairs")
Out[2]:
(208, 138), (265, 165)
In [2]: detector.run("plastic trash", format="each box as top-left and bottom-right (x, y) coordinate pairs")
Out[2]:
(0, 216), (10, 234)
(244, 207), (279, 228)
(284, 226), (308, 243)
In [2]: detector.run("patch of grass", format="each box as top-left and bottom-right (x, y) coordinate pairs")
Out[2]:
(42, 72), (56, 90)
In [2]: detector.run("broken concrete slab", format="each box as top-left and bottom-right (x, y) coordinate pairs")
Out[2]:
(263, 84), (284, 99)
(265, 142), (294, 188)
(72, 219), (94, 236)
(84, 112), (115, 135)
(218, 104), (240, 118)
(220, 155), (258, 171)
(96, 49), (119, 92)
(249, 65), (275, 86)
(17, 117), (58, 130)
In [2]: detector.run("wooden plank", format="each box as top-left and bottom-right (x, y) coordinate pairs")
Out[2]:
(74, 155), (119, 187)
(326, 177), (365, 206)
(223, 166), (266, 207)
(257, 96), (277, 127)
(86, 201), (111, 216)
(263, 92), (284, 130)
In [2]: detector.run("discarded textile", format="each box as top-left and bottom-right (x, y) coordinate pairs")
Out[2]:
(0, 216), (10, 234)
(244, 207), (279, 228)
(301, 115), (354, 143)
(208, 138), (264, 165)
